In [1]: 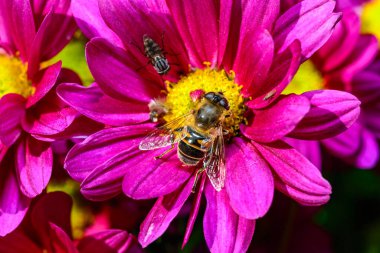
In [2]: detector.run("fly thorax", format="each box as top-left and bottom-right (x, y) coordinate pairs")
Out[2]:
(195, 102), (223, 130)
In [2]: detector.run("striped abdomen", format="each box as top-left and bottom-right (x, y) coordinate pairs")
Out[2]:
(177, 127), (209, 165)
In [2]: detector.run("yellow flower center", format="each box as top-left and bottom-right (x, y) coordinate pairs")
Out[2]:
(361, 0), (380, 43)
(283, 60), (325, 95)
(0, 54), (34, 99)
(164, 64), (246, 135)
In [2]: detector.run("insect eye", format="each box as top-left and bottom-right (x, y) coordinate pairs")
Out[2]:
(204, 92), (215, 100)
(219, 98), (229, 110)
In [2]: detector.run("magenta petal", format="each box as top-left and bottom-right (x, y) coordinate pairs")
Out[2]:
(253, 141), (331, 206)
(284, 138), (322, 170)
(30, 192), (72, 246)
(203, 185), (256, 253)
(72, 0), (122, 46)
(27, 2), (76, 77)
(0, 94), (25, 147)
(225, 138), (274, 219)
(86, 38), (161, 102)
(274, 177), (331, 206)
(233, 29), (274, 95)
(15, 136), (52, 198)
(57, 83), (149, 126)
(7, 0), (36, 60)
(166, 0), (218, 67)
(138, 177), (193, 247)
(80, 148), (148, 201)
(26, 61), (62, 108)
(340, 34), (378, 82)
(321, 123), (379, 169)
(23, 92), (77, 136)
(48, 223), (78, 253)
(274, 0), (341, 59)
(0, 168), (30, 237)
(249, 40), (302, 109)
(288, 90), (361, 140)
(79, 230), (142, 253)
(182, 173), (206, 249)
(242, 94), (310, 143)
(65, 124), (153, 182)
(218, 0), (279, 68)
(122, 149), (193, 199)
(0, 230), (41, 253)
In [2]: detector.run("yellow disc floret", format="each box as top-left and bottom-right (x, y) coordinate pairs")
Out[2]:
(164, 64), (246, 135)
(361, 0), (380, 43)
(283, 60), (325, 95)
(0, 54), (34, 99)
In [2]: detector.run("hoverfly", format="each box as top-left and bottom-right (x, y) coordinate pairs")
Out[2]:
(139, 92), (230, 192)
(143, 34), (170, 75)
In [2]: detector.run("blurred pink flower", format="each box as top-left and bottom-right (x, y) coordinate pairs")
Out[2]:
(0, 192), (142, 253)
(0, 0), (78, 236)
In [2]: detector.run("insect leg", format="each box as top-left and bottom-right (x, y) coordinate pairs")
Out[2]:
(192, 168), (205, 193)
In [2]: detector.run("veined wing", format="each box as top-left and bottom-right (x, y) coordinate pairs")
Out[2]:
(139, 113), (192, 150)
(203, 126), (226, 191)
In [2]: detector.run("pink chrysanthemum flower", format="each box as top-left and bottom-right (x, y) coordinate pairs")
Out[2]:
(0, 0), (78, 236)
(60, 0), (360, 250)
(282, 10), (380, 169)
(0, 192), (143, 253)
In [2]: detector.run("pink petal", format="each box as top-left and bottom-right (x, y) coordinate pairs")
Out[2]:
(284, 138), (322, 170)
(0, 94), (25, 147)
(203, 184), (256, 253)
(166, 0), (218, 67)
(15, 136), (52, 198)
(274, 0), (341, 59)
(57, 83), (149, 126)
(30, 192), (73, 243)
(86, 38), (162, 103)
(218, 0), (279, 68)
(233, 29), (274, 95)
(288, 90), (361, 140)
(225, 138), (274, 219)
(27, 2), (76, 77)
(6, 0), (36, 61)
(72, 0), (122, 46)
(242, 94), (310, 143)
(182, 173), (206, 249)
(47, 223), (78, 253)
(321, 123), (379, 169)
(0, 230), (41, 253)
(98, 0), (189, 78)
(65, 124), (153, 182)
(138, 177), (193, 247)
(315, 11), (360, 73)
(23, 90), (77, 136)
(253, 141), (331, 206)
(0, 166), (30, 237)
(248, 40), (302, 109)
(122, 149), (193, 199)
(79, 230), (143, 253)
(26, 61), (62, 108)
(339, 34), (378, 83)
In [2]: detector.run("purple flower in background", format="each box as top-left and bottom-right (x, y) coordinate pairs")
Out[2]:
(59, 0), (360, 251)
(0, 0), (78, 236)
(0, 192), (143, 253)
(284, 10), (380, 169)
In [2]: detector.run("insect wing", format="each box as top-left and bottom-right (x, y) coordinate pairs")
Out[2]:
(139, 113), (192, 150)
(203, 127), (226, 191)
